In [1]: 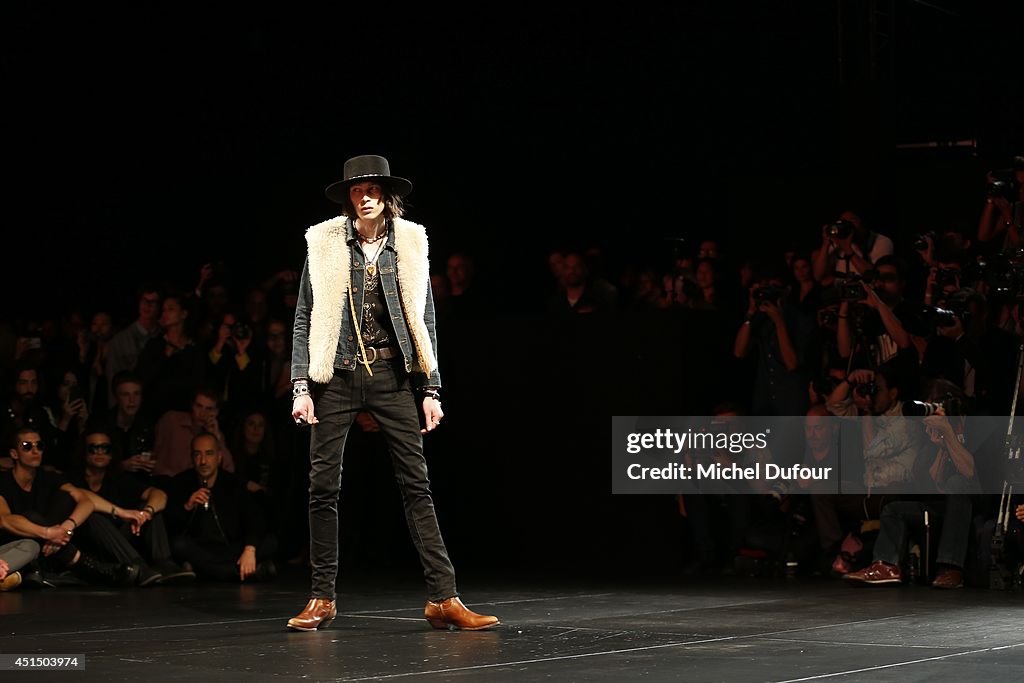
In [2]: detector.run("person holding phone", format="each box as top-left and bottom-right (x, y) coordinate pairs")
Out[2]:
(46, 369), (91, 472)
(286, 155), (498, 633)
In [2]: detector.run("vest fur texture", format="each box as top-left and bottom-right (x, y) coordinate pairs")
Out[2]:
(305, 216), (435, 383)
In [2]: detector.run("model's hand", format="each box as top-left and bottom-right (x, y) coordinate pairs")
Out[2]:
(0, 558), (9, 581)
(1015, 504), (1023, 522)
(238, 546), (257, 581)
(292, 395), (318, 425)
(421, 397), (444, 434)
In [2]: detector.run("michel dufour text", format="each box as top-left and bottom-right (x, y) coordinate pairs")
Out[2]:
(624, 429), (832, 482)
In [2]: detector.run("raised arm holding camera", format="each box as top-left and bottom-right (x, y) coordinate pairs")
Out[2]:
(977, 157), (1024, 250)
(735, 273), (812, 416)
(812, 210), (894, 283)
(835, 257), (920, 373)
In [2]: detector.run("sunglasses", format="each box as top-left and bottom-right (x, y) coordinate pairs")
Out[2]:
(87, 443), (113, 454)
(20, 440), (44, 451)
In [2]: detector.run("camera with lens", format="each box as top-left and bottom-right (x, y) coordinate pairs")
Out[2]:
(839, 281), (867, 302)
(913, 231), (935, 252)
(827, 219), (856, 240)
(935, 267), (960, 288)
(753, 283), (788, 306)
(903, 393), (965, 417)
(986, 169), (1019, 202)
(920, 304), (961, 329)
(231, 322), (252, 341)
(971, 250), (1024, 301)
(853, 381), (878, 398)
(836, 270), (877, 302)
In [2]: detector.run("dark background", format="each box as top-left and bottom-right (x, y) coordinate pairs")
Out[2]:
(4, 1), (1021, 316)
(2, 2), (1022, 578)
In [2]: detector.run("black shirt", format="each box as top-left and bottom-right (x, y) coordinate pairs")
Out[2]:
(69, 470), (149, 510)
(359, 262), (396, 347)
(164, 468), (266, 547)
(0, 468), (70, 516)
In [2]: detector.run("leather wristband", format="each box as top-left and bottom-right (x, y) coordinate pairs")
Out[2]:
(421, 388), (441, 401)
(292, 380), (311, 400)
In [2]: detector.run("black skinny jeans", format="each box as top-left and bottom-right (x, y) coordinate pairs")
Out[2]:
(307, 358), (457, 601)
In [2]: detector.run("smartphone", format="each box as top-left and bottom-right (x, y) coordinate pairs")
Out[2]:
(67, 384), (83, 403)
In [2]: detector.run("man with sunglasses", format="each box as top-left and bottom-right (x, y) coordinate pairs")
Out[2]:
(69, 427), (195, 585)
(0, 427), (140, 585)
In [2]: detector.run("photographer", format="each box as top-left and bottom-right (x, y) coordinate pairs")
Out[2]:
(812, 210), (894, 283)
(844, 381), (980, 589)
(208, 312), (263, 425)
(734, 272), (813, 416)
(977, 156), (1024, 251)
(825, 361), (927, 494)
(836, 257), (922, 379)
(922, 288), (1017, 417)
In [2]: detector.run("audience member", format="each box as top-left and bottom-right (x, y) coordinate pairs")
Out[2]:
(165, 432), (276, 582)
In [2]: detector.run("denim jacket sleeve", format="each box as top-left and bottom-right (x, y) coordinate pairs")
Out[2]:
(290, 257), (312, 381)
(412, 274), (442, 390)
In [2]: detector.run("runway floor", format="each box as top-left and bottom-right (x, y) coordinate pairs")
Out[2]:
(2, 570), (1022, 682)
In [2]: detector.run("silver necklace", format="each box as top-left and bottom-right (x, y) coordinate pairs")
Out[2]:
(357, 223), (388, 244)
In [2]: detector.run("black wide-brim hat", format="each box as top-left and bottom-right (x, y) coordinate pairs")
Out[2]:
(324, 154), (413, 204)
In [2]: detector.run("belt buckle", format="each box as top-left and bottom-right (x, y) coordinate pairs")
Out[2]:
(360, 347), (378, 364)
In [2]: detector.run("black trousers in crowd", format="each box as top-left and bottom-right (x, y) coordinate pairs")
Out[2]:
(307, 358), (457, 601)
(171, 534), (278, 581)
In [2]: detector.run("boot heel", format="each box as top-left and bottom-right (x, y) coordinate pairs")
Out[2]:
(427, 619), (451, 630)
(319, 616), (336, 629)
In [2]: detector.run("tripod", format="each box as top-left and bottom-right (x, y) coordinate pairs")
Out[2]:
(991, 342), (1024, 589)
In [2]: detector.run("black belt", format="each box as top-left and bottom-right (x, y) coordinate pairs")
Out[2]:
(357, 346), (400, 364)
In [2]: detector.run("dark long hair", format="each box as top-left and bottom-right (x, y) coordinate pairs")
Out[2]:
(338, 183), (406, 220)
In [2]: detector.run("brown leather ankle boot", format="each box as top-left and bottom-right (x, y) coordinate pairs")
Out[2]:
(287, 598), (337, 631)
(424, 597), (499, 631)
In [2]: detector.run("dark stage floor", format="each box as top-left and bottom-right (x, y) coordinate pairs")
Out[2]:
(2, 570), (1022, 682)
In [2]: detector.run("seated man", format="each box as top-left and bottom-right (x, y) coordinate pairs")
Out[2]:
(844, 396), (980, 589)
(0, 427), (139, 586)
(0, 539), (40, 591)
(165, 432), (275, 582)
(70, 426), (195, 585)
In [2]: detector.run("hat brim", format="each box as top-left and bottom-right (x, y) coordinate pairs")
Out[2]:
(325, 174), (413, 203)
